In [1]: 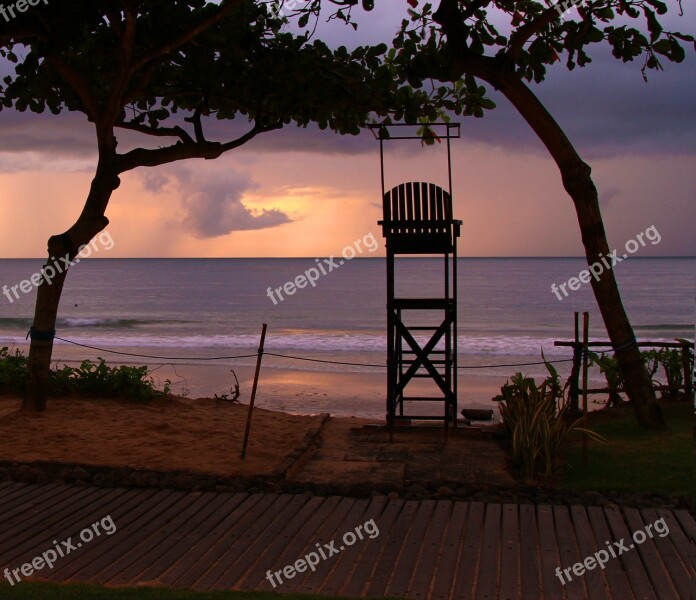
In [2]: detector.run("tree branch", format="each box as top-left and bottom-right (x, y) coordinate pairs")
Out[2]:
(460, 0), (494, 22)
(115, 120), (194, 144)
(184, 108), (206, 143)
(43, 53), (100, 119)
(131, 0), (244, 71)
(116, 120), (282, 173)
(508, 1), (567, 62)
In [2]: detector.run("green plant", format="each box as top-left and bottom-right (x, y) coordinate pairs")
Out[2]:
(588, 352), (624, 407)
(654, 348), (687, 401)
(494, 362), (604, 480)
(0, 346), (28, 394)
(0, 348), (169, 400)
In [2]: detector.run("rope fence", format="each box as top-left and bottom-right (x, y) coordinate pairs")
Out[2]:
(47, 335), (650, 371)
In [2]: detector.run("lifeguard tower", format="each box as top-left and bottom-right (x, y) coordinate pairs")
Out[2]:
(371, 123), (462, 436)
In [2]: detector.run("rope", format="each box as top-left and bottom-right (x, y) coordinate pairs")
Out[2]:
(52, 336), (575, 370)
(54, 336), (257, 361)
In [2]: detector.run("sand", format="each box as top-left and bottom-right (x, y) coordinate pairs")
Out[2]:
(0, 396), (326, 477)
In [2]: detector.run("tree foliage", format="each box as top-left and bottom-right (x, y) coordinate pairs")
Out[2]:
(0, 0), (427, 171)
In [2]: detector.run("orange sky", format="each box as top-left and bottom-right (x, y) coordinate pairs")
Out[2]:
(0, 137), (693, 258)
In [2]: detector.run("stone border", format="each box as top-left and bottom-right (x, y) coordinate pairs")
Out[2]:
(0, 460), (692, 513)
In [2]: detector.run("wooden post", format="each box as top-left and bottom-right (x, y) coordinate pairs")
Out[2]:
(241, 323), (267, 460)
(681, 342), (693, 401)
(569, 312), (581, 414)
(581, 312), (589, 466)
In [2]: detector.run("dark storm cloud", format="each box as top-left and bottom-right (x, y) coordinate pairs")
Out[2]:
(0, 3), (693, 162)
(143, 167), (292, 238)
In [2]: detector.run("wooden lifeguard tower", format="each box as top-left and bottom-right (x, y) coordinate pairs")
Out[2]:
(371, 123), (462, 436)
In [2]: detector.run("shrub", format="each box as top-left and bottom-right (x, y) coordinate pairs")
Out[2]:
(0, 347), (166, 401)
(0, 346), (29, 395)
(494, 360), (604, 480)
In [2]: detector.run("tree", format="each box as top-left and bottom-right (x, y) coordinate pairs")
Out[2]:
(0, 0), (407, 411)
(376, 0), (693, 429)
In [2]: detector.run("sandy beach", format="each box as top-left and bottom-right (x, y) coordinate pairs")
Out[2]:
(0, 396), (328, 477)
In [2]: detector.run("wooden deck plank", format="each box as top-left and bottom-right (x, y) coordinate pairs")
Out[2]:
(0, 480), (18, 493)
(645, 508), (696, 598)
(0, 482), (43, 513)
(475, 503), (501, 600)
(38, 488), (160, 581)
(236, 495), (327, 591)
(1, 482), (690, 599)
(569, 505), (611, 600)
(603, 507), (656, 600)
(0, 486), (117, 566)
(451, 501), (485, 600)
(190, 494), (295, 591)
(518, 504), (540, 600)
(60, 488), (178, 581)
(339, 498), (405, 599)
(291, 497), (366, 595)
(536, 504), (565, 600)
(364, 500), (419, 598)
(135, 492), (247, 584)
(107, 491), (223, 586)
(254, 495), (344, 593)
(169, 493), (275, 589)
(408, 500), (452, 600)
(211, 494), (314, 590)
(430, 501), (468, 600)
(317, 496), (388, 597)
(300, 497), (372, 596)
(623, 508), (680, 600)
(16, 487), (142, 583)
(0, 483), (78, 530)
(155, 492), (249, 586)
(672, 509), (696, 543)
(387, 499), (437, 598)
(553, 504), (587, 600)
(81, 489), (197, 583)
(498, 503), (519, 600)
(586, 506), (634, 600)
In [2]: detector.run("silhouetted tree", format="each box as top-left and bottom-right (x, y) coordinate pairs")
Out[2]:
(0, 0), (412, 411)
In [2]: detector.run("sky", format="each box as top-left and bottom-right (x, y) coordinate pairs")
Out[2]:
(0, 2), (694, 258)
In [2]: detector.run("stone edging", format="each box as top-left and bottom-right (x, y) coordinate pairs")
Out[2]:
(0, 460), (692, 514)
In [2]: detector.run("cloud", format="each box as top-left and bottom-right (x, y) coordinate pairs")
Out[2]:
(140, 166), (292, 238)
(1, 6), (694, 165)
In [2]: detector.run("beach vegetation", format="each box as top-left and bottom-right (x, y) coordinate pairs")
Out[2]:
(494, 360), (604, 480)
(0, 347), (168, 400)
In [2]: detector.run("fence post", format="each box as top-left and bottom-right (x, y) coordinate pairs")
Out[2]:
(681, 342), (694, 401)
(241, 323), (268, 460)
(581, 312), (589, 466)
(569, 312), (581, 415)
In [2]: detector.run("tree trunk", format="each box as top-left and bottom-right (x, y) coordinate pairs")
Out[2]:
(22, 154), (116, 412)
(489, 69), (665, 429)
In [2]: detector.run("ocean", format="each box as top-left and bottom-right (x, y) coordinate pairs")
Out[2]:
(0, 257), (693, 418)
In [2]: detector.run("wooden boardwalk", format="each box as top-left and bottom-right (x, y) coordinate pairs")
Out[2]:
(0, 481), (693, 599)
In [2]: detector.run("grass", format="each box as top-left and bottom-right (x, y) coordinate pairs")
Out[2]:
(0, 582), (368, 599)
(559, 400), (693, 499)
